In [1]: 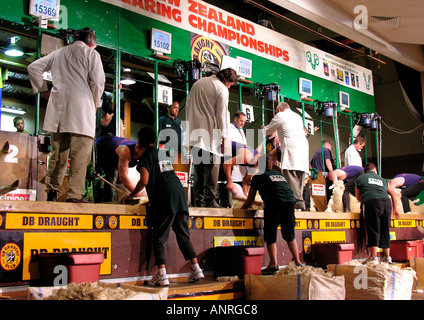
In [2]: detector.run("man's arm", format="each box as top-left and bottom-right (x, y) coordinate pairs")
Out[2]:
(241, 187), (257, 209)
(387, 184), (400, 217)
(122, 167), (149, 204)
(116, 145), (138, 194)
(88, 51), (105, 109)
(263, 115), (281, 137)
(27, 55), (51, 93)
(355, 187), (361, 202)
(325, 158), (334, 172)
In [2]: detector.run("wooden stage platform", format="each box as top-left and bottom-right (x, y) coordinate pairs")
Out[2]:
(0, 200), (423, 300)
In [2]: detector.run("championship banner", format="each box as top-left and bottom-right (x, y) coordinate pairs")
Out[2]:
(101, 0), (374, 95)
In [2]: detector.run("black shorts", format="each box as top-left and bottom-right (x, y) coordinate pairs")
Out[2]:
(362, 198), (392, 249)
(263, 200), (296, 243)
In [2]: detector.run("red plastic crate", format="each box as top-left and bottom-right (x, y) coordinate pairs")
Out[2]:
(313, 243), (355, 268)
(38, 252), (104, 285)
(390, 239), (423, 262)
(214, 246), (265, 278)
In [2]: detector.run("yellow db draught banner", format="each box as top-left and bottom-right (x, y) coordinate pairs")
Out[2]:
(119, 216), (147, 229)
(203, 217), (253, 229)
(311, 231), (346, 243)
(22, 232), (111, 280)
(295, 220), (307, 229)
(319, 220), (351, 229)
(6, 213), (92, 229)
(393, 220), (416, 228)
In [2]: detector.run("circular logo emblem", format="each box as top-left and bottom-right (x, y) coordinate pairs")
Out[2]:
(254, 219), (262, 230)
(108, 216), (118, 229)
(307, 220), (312, 229)
(1, 243), (21, 271)
(356, 220), (360, 228)
(188, 217), (193, 229)
(195, 217), (203, 229)
(190, 34), (227, 66)
(313, 220), (319, 229)
(95, 216), (104, 229)
(351, 220), (355, 229)
(303, 237), (312, 254)
(220, 239), (232, 247)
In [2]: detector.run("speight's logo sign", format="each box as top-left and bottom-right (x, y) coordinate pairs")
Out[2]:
(191, 33), (228, 66)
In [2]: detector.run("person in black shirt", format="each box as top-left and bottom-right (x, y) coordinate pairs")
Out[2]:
(122, 127), (204, 286)
(241, 154), (303, 274)
(158, 101), (183, 154)
(355, 162), (399, 264)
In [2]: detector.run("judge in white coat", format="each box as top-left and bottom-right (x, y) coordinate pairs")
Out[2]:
(263, 102), (309, 210)
(186, 68), (238, 208)
(28, 28), (105, 203)
(344, 136), (365, 167)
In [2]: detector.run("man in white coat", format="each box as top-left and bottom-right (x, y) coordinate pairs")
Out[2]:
(344, 136), (365, 167)
(263, 102), (309, 210)
(186, 68), (237, 208)
(28, 28), (105, 203)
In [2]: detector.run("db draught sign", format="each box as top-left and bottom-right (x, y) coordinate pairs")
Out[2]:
(22, 232), (111, 280)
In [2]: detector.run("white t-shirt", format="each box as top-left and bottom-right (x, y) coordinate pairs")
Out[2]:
(344, 144), (362, 167)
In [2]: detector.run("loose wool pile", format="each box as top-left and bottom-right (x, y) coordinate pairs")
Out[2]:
(45, 282), (137, 300)
(278, 261), (334, 278)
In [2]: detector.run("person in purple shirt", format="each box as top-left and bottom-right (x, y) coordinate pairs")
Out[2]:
(389, 173), (424, 213)
(95, 136), (143, 202)
(310, 140), (334, 173)
(329, 166), (364, 212)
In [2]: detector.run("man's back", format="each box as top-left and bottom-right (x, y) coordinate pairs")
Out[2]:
(28, 40), (105, 138)
(186, 75), (229, 155)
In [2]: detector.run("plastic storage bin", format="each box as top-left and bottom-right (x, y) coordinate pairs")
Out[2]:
(38, 252), (104, 286)
(390, 239), (423, 261)
(214, 246), (265, 279)
(313, 243), (355, 268)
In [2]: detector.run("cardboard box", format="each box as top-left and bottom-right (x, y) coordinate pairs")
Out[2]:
(409, 257), (424, 291)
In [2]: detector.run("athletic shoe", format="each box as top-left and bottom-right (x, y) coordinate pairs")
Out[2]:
(188, 268), (205, 283)
(147, 273), (170, 286)
(261, 264), (279, 275)
(362, 256), (378, 264)
(380, 256), (393, 264)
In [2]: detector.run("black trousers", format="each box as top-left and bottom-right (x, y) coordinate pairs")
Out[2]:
(401, 181), (424, 212)
(152, 211), (197, 266)
(191, 147), (220, 207)
(362, 198), (392, 249)
(263, 200), (296, 243)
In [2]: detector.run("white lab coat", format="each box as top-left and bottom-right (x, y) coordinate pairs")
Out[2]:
(28, 41), (105, 139)
(344, 144), (362, 167)
(264, 109), (309, 172)
(186, 75), (229, 156)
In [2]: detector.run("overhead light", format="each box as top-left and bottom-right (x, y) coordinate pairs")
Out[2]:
(5, 36), (24, 57)
(120, 68), (135, 85)
(1, 106), (26, 115)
